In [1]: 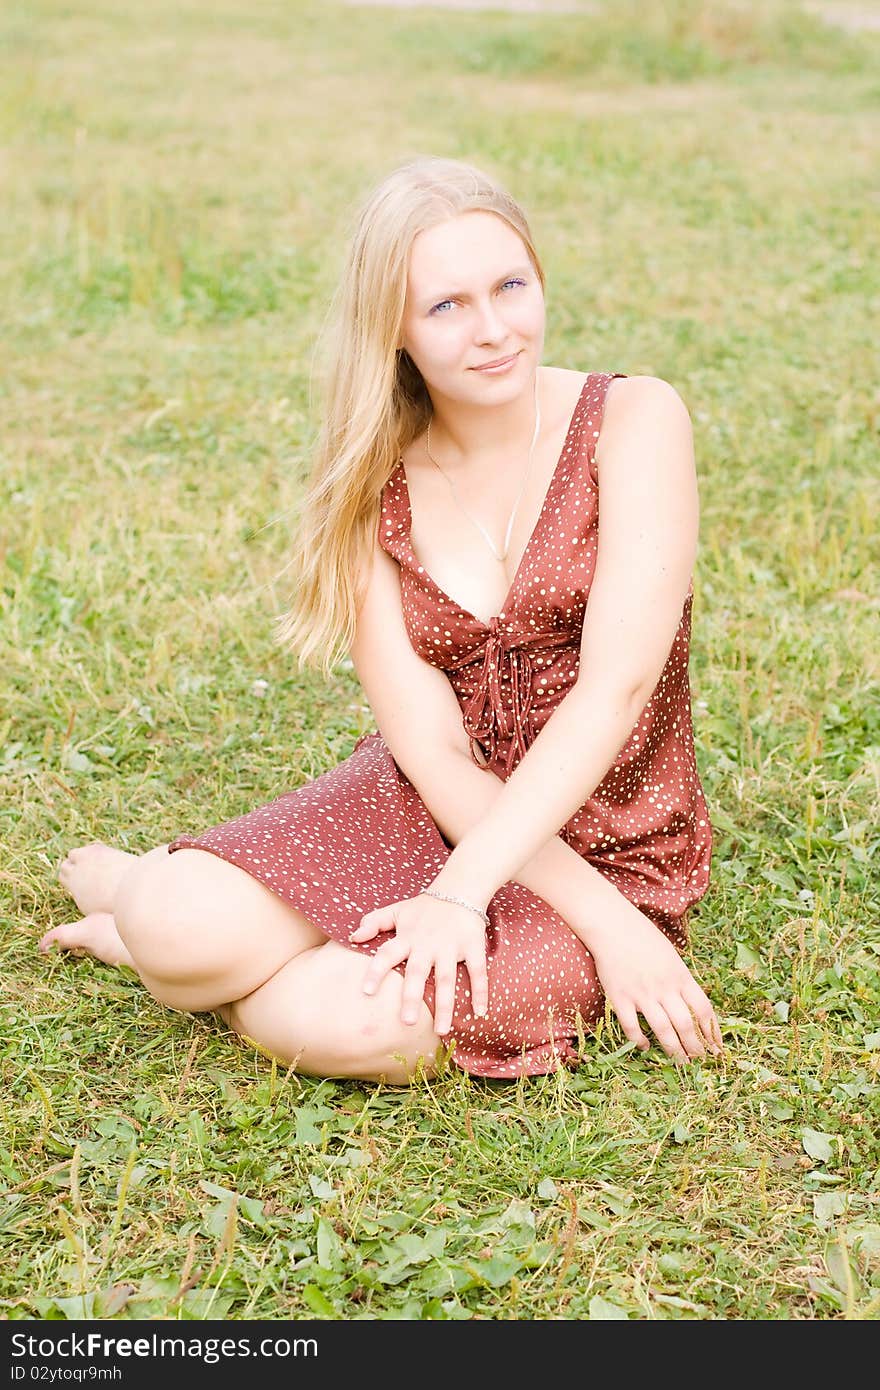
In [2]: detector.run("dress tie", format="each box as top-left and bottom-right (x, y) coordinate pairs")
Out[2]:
(447, 617), (577, 777)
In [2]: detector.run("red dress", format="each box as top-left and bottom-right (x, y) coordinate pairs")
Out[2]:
(168, 371), (712, 1077)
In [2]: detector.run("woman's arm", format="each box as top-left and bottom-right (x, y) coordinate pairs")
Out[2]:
(393, 734), (664, 953)
(430, 376), (699, 907)
(355, 376), (720, 1059)
(361, 708), (721, 1062)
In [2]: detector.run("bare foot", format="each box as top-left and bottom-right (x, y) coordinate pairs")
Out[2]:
(39, 911), (137, 970)
(58, 842), (138, 916)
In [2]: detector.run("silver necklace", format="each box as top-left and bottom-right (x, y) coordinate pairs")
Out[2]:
(424, 373), (541, 563)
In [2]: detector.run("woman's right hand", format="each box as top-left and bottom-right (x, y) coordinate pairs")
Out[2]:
(586, 900), (722, 1063)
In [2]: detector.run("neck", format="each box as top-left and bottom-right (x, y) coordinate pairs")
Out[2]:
(426, 367), (542, 471)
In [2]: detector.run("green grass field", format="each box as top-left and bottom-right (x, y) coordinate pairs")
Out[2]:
(2, 0), (878, 1320)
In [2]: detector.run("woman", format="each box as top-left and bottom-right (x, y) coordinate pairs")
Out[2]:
(41, 156), (720, 1082)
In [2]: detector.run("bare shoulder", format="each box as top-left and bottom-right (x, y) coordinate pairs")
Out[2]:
(602, 374), (691, 431)
(596, 375), (694, 478)
(354, 529), (392, 591)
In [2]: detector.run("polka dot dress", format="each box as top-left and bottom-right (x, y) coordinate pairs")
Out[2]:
(168, 372), (713, 1078)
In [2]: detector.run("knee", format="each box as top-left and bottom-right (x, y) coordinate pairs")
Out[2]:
(226, 948), (440, 1081)
(113, 846), (198, 975)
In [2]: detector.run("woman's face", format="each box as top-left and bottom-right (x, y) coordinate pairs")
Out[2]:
(399, 210), (545, 405)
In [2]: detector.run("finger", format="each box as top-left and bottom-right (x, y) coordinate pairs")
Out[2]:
(432, 964), (458, 1036)
(639, 1002), (689, 1064)
(703, 1001), (724, 1053)
(662, 996), (707, 1061)
(607, 997), (651, 1051)
(350, 908), (387, 942)
(361, 937), (409, 995)
(708, 1012), (724, 1053)
(682, 986), (723, 1055)
(464, 946), (489, 1019)
(400, 954), (432, 1027)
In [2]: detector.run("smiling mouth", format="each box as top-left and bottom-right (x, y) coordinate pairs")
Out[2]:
(472, 352), (519, 370)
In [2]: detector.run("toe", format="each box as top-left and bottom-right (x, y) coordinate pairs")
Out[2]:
(39, 924), (81, 954)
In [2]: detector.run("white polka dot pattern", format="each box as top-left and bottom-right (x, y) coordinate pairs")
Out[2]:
(168, 372), (713, 1078)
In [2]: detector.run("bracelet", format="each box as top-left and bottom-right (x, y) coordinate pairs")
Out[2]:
(420, 888), (490, 928)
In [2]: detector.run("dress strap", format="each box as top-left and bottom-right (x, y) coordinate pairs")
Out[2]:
(586, 372), (628, 487)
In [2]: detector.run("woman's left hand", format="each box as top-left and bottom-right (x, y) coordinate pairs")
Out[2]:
(350, 893), (489, 1036)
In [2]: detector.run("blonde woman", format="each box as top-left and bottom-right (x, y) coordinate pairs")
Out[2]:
(41, 156), (720, 1082)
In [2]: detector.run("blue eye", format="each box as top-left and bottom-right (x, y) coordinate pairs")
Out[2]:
(429, 277), (528, 316)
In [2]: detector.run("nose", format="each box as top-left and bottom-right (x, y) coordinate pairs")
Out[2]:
(473, 295), (507, 344)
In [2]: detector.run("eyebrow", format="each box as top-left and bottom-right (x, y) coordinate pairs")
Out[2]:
(418, 263), (533, 309)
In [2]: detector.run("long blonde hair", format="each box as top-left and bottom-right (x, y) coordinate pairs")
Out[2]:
(273, 156), (546, 679)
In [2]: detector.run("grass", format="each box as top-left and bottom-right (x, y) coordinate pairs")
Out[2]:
(1, 0), (879, 1320)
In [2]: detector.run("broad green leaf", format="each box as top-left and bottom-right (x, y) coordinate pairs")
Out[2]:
(33, 1293), (97, 1319)
(847, 1224), (880, 1261)
(239, 1195), (266, 1226)
(589, 1293), (630, 1319)
(768, 1101), (794, 1120)
(178, 1289), (235, 1319)
(316, 1216), (345, 1270)
(375, 1229), (447, 1285)
(294, 1110), (324, 1145)
(472, 1252), (522, 1288)
(200, 1180), (236, 1200)
(802, 1128), (835, 1163)
(825, 1242), (861, 1298)
(499, 1198), (536, 1232)
(387, 1230), (447, 1265)
(302, 1283), (335, 1316)
(761, 867), (798, 892)
(96, 1116), (135, 1140)
(734, 941), (763, 974)
(203, 1201), (235, 1239)
(813, 1192), (847, 1223)
(308, 1173), (334, 1199)
(597, 1189), (632, 1217)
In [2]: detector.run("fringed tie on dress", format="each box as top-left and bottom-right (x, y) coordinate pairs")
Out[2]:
(448, 616), (578, 777)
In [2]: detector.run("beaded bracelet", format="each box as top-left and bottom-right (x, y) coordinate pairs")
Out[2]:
(420, 888), (490, 928)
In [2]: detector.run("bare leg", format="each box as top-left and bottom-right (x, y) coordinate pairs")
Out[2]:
(220, 942), (443, 1084)
(43, 839), (327, 1007)
(42, 840), (443, 1083)
(109, 845), (330, 1012)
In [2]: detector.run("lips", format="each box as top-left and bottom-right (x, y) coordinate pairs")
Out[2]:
(472, 352), (519, 371)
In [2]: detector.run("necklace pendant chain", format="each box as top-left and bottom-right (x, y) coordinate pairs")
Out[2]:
(425, 373), (542, 564)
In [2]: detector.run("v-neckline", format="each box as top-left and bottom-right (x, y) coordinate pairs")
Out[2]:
(394, 374), (592, 631)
